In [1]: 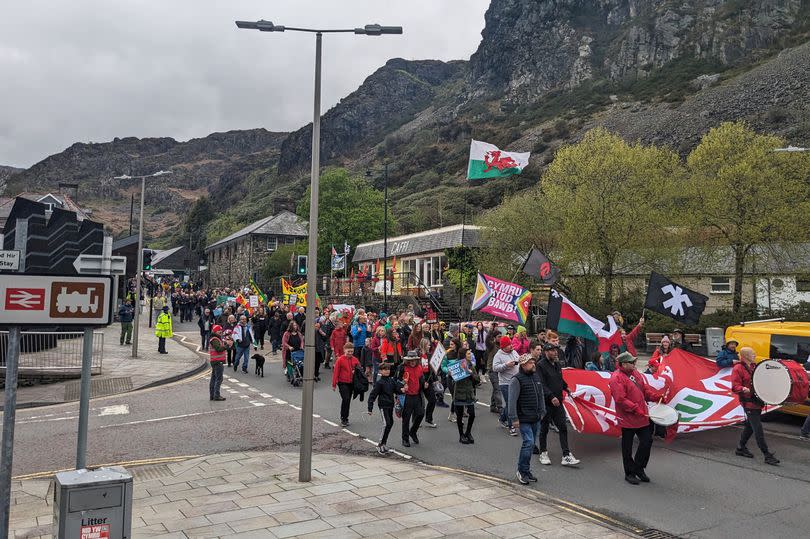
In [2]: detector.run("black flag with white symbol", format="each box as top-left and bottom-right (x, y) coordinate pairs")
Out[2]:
(644, 272), (708, 325)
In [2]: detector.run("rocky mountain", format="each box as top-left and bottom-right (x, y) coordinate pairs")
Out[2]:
(0, 165), (23, 192)
(3, 0), (809, 244)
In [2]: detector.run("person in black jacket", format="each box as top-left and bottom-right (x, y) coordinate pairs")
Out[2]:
(537, 343), (580, 467)
(367, 363), (404, 455)
(197, 307), (216, 351)
(268, 312), (283, 356)
(508, 353), (546, 485)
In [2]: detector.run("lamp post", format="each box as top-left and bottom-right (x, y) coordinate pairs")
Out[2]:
(366, 164), (390, 313)
(113, 170), (173, 358)
(236, 19), (402, 482)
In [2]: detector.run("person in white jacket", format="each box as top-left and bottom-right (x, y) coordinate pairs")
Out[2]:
(493, 335), (520, 435)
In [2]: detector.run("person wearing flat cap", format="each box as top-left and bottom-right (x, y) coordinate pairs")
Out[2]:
(508, 353), (545, 485)
(537, 342), (580, 467)
(715, 339), (739, 368)
(608, 352), (666, 485)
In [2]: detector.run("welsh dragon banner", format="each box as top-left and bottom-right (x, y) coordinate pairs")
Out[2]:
(281, 278), (320, 308)
(561, 349), (777, 438)
(470, 272), (532, 324)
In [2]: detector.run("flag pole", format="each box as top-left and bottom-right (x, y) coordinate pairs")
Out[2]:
(459, 184), (469, 321)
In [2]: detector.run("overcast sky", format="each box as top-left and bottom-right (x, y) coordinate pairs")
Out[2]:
(0, 0), (490, 168)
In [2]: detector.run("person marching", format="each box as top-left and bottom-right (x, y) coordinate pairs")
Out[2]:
(442, 341), (480, 444)
(508, 353), (546, 485)
(398, 351), (427, 447)
(332, 342), (361, 427)
(608, 352), (666, 485)
(493, 336), (520, 436)
(537, 343), (580, 466)
(155, 305), (173, 354)
(208, 325), (230, 401)
(367, 362), (404, 454)
(731, 347), (779, 465)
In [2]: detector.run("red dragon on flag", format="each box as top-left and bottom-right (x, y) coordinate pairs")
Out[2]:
(483, 150), (520, 172)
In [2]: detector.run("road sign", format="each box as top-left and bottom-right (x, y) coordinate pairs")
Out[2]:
(0, 250), (20, 271)
(0, 274), (113, 326)
(72, 254), (127, 275)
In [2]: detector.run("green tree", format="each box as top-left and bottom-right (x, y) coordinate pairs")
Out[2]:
(205, 214), (241, 244)
(684, 121), (810, 311)
(542, 128), (683, 306)
(183, 196), (214, 261)
(262, 241), (309, 280)
(297, 168), (394, 269)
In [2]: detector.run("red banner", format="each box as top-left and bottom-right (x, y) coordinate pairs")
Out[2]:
(562, 349), (776, 438)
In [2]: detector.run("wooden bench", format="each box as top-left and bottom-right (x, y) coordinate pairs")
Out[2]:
(645, 333), (664, 351)
(645, 332), (702, 350)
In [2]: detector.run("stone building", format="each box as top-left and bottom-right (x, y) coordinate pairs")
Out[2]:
(204, 211), (307, 287)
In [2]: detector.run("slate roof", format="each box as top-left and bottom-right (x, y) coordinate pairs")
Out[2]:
(0, 192), (89, 228)
(352, 224), (481, 263)
(112, 234), (140, 250)
(204, 210), (308, 252)
(152, 246), (185, 266)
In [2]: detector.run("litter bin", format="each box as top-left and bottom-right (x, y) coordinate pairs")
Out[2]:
(53, 467), (133, 539)
(705, 327), (724, 357)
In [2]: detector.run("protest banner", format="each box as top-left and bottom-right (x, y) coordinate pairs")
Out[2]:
(470, 272), (532, 324)
(429, 343), (445, 374)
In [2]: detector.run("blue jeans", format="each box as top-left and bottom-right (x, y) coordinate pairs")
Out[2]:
(801, 414), (810, 436)
(235, 346), (250, 371)
(499, 386), (510, 423)
(209, 361), (224, 399)
(518, 421), (541, 474)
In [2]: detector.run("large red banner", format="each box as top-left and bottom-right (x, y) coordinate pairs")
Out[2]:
(561, 349), (775, 438)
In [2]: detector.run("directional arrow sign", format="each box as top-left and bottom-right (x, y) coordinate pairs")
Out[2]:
(72, 254), (127, 275)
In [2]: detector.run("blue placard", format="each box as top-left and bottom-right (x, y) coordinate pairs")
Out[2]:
(448, 361), (471, 382)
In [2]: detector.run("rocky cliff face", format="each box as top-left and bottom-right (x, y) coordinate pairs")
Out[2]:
(469, 0), (805, 103)
(0, 165), (23, 193)
(277, 58), (466, 172)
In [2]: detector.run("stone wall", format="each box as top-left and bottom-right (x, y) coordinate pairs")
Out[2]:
(207, 236), (274, 288)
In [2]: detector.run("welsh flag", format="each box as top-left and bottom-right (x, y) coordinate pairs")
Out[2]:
(546, 290), (604, 341)
(467, 140), (530, 180)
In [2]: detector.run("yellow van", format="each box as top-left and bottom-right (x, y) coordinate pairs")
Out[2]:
(724, 320), (810, 416)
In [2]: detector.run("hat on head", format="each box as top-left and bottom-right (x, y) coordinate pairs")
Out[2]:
(672, 328), (684, 335)
(506, 325), (515, 330)
(660, 335), (671, 344)
(542, 342), (559, 351)
(518, 353), (535, 365)
(405, 350), (419, 360)
(162, 305), (169, 311)
(617, 351), (637, 364)
(499, 336), (512, 349)
(449, 323), (459, 332)
(517, 325), (527, 335)
(212, 324), (222, 334)
(726, 339), (739, 346)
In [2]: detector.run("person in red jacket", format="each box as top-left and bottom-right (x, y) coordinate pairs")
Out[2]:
(608, 352), (665, 485)
(329, 320), (349, 369)
(332, 342), (360, 427)
(731, 347), (779, 465)
(397, 351), (427, 447)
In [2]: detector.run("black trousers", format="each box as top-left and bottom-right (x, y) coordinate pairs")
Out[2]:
(256, 327), (266, 347)
(338, 382), (353, 422)
(621, 424), (653, 477)
(158, 337), (166, 353)
(424, 387), (436, 423)
(739, 408), (770, 455)
(226, 347), (234, 366)
(539, 403), (570, 455)
(455, 404), (475, 437)
(315, 351), (323, 378)
(402, 394), (424, 441)
(379, 406), (394, 445)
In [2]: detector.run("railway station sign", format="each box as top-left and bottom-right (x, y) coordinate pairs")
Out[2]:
(0, 274), (114, 326)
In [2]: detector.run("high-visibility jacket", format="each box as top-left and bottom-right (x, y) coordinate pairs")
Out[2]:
(155, 312), (173, 338)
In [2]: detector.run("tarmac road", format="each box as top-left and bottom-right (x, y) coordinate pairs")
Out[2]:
(8, 329), (810, 538)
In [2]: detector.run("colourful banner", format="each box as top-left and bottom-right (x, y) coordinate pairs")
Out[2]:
(561, 349), (778, 438)
(470, 272), (531, 324)
(281, 278), (320, 308)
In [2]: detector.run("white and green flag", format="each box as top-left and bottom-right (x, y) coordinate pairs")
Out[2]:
(467, 139), (530, 180)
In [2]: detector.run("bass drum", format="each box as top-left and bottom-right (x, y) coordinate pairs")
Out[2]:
(752, 359), (791, 405)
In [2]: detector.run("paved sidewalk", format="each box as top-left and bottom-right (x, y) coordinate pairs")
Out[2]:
(3, 318), (206, 409)
(9, 451), (635, 538)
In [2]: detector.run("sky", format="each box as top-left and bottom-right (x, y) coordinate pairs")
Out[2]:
(0, 0), (490, 168)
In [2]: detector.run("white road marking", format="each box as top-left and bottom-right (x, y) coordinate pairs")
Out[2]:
(250, 402), (267, 407)
(248, 388), (259, 392)
(390, 449), (412, 459)
(98, 406), (257, 429)
(237, 383), (249, 388)
(312, 414), (321, 418)
(272, 398), (287, 405)
(239, 395), (250, 399)
(342, 429), (359, 437)
(98, 405), (130, 416)
(259, 393), (272, 398)
(289, 404), (301, 410)
(220, 385), (231, 389)
(323, 420), (339, 427)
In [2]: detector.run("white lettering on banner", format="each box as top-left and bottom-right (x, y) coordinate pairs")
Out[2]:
(486, 297), (516, 313)
(429, 343), (445, 374)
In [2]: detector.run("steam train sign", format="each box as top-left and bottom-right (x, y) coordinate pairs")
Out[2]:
(0, 275), (113, 326)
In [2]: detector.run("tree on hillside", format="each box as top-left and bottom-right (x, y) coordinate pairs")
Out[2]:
(297, 168), (394, 269)
(183, 196), (214, 261)
(542, 128), (683, 306)
(684, 121), (810, 311)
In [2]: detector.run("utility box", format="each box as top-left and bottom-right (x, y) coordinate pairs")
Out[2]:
(705, 327), (724, 357)
(53, 467), (133, 539)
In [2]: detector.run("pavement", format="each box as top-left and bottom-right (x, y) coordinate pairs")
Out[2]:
(8, 451), (634, 539)
(2, 317), (206, 409)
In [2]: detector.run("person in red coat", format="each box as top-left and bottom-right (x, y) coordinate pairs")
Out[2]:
(329, 320), (349, 367)
(608, 352), (665, 485)
(730, 347), (779, 465)
(332, 342), (360, 427)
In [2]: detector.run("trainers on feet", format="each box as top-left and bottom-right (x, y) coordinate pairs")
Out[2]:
(625, 474), (640, 485)
(377, 444), (385, 455)
(735, 447), (754, 458)
(424, 421), (438, 428)
(508, 427), (518, 436)
(516, 471), (530, 485)
(539, 452), (551, 465)
(561, 454), (580, 466)
(499, 420), (509, 428)
(764, 453), (780, 465)
(526, 471), (538, 482)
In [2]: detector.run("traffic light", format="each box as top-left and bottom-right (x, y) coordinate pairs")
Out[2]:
(143, 249), (154, 271)
(296, 255), (308, 275)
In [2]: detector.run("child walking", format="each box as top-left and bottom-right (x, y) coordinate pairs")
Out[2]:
(367, 362), (404, 454)
(332, 342), (361, 427)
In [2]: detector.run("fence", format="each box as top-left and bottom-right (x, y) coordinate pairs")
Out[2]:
(0, 331), (105, 378)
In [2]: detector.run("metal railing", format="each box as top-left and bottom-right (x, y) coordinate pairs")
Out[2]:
(0, 331), (104, 377)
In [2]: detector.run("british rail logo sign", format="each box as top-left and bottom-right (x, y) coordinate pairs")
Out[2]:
(0, 275), (113, 326)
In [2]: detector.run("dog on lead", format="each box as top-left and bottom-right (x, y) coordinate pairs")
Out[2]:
(252, 354), (266, 377)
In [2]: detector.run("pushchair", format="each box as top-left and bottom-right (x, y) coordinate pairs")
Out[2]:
(288, 350), (305, 387)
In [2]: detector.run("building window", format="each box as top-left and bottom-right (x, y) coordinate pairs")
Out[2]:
(710, 277), (732, 294)
(267, 237), (278, 251)
(796, 275), (810, 292)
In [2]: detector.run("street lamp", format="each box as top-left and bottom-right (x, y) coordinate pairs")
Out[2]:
(366, 165), (390, 314)
(236, 19), (402, 482)
(113, 170), (172, 358)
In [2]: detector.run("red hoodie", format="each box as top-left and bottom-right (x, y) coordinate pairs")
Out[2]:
(400, 362), (424, 396)
(330, 326), (348, 353)
(332, 353), (359, 388)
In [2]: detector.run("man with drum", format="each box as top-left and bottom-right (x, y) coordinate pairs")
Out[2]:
(608, 352), (666, 485)
(731, 347), (779, 465)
